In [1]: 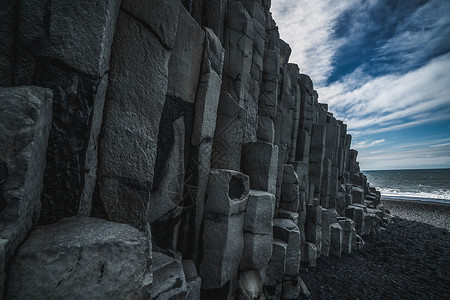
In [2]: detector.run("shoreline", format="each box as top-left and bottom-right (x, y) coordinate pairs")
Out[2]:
(382, 197), (450, 231)
(381, 196), (450, 207)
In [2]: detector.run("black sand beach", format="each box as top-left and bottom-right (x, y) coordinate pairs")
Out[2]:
(301, 198), (450, 299)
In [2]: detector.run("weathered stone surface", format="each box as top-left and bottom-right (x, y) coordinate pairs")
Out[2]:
(321, 159), (332, 208)
(0, 0), (18, 86)
(259, 49), (280, 118)
(0, 86), (52, 293)
(201, 27), (226, 76)
(222, 1), (255, 143)
(273, 218), (301, 276)
(338, 218), (353, 254)
(363, 213), (372, 236)
(186, 277), (202, 300)
(321, 208), (331, 257)
(241, 142), (278, 195)
(274, 68), (294, 147)
(264, 239), (287, 289)
(352, 186), (365, 204)
(330, 222), (343, 257)
(298, 74), (314, 133)
(149, 8), (205, 249)
(309, 125), (326, 194)
(336, 192), (346, 216)
(18, 0), (121, 77)
(282, 275), (310, 300)
(296, 130), (311, 164)
(275, 144), (288, 204)
(182, 27), (224, 260)
(298, 209), (307, 248)
(151, 250), (187, 299)
(346, 206), (364, 236)
(302, 242), (318, 267)
(36, 66), (109, 223)
(7, 217), (152, 299)
(305, 204), (322, 255)
(257, 115), (275, 144)
(167, 9), (205, 103)
(16, 0), (119, 221)
(122, 0), (182, 50)
(244, 190), (276, 235)
(96, 10), (170, 225)
(183, 260), (202, 300)
(211, 91), (246, 171)
(202, 0), (228, 42)
(241, 190), (275, 270)
(200, 169), (249, 296)
(280, 165), (300, 212)
(278, 208), (299, 224)
(238, 270), (264, 300)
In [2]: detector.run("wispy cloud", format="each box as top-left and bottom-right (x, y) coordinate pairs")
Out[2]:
(272, 0), (450, 170)
(353, 139), (385, 149)
(430, 142), (450, 148)
(272, 0), (358, 85)
(320, 53), (450, 133)
(359, 145), (450, 170)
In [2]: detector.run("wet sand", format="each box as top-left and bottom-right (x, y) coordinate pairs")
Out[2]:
(301, 199), (450, 299)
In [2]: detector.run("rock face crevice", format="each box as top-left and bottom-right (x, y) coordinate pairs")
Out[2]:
(0, 0), (384, 299)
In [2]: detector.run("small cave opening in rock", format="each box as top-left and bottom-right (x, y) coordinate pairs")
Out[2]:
(228, 175), (245, 201)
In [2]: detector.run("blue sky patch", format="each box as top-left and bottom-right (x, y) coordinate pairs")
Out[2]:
(272, 0), (450, 170)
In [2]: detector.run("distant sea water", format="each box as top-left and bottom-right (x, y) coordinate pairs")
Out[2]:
(363, 169), (450, 205)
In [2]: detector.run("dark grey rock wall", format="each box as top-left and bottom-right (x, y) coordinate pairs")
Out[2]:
(0, 0), (384, 299)
(0, 86), (53, 295)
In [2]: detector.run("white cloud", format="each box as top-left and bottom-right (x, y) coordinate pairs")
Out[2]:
(271, 0), (359, 86)
(430, 142), (450, 148)
(271, 0), (450, 170)
(359, 145), (450, 170)
(320, 53), (450, 133)
(352, 139), (385, 149)
(376, 0), (450, 71)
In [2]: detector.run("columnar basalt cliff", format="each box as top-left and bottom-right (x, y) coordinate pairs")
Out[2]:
(0, 0), (385, 299)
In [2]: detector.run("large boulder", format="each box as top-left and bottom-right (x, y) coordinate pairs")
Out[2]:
(6, 217), (152, 299)
(0, 86), (53, 294)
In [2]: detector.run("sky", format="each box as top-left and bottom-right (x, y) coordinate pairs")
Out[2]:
(271, 0), (450, 170)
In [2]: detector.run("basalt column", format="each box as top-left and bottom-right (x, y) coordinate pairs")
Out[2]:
(95, 0), (180, 226)
(15, 0), (121, 224)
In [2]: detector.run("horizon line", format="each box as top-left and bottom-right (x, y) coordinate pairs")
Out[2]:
(362, 167), (450, 172)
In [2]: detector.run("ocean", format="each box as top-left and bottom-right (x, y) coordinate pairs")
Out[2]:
(363, 169), (450, 205)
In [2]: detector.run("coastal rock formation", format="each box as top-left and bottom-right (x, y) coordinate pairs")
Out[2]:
(0, 86), (53, 296)
(0, 0), (385, 299)
(6, 217), (152, 299)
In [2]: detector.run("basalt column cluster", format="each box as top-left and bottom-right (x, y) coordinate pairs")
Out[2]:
(0, 0), (384, 299)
